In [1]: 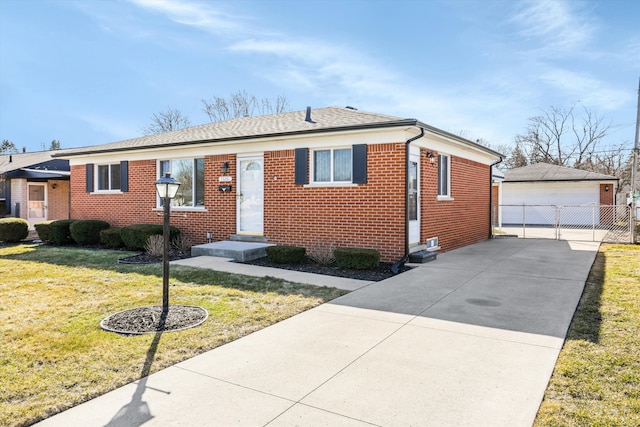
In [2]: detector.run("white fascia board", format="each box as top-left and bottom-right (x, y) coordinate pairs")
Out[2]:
(412, 132), (500, 165)
(68, 127), (411, 165)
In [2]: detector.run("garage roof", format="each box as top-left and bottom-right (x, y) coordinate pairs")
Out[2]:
(504, 163), (617, 182)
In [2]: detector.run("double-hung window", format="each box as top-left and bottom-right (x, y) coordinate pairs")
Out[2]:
(159, 158), (205, 207)
(97, 164), (121, 191)
(437, 154), (450, 198)
(313, 148), (352, 183)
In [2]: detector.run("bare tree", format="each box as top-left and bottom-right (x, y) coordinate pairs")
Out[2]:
(202, 90), (290, 123)
(1, 139), (18, 154)
(515, 105), (611, 167)
(503, 142), (529, 169)
(141, 107), (191, 136)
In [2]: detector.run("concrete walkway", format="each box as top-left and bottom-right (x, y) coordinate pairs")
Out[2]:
(34, 238), (600, 427)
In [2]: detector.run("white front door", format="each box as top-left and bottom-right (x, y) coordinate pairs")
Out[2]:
(237, 156), (264, 234)
(28, 183), (47, 229)
(409, 151), (420, 245)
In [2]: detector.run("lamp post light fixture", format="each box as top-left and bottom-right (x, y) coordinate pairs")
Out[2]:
(154, 173), (181, 314)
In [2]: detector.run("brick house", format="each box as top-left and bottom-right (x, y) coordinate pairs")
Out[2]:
(0, 151), (70, 228)
(55, 107), (502, 262)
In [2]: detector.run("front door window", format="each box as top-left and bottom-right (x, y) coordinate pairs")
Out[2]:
(28, 184), (46, 228)
(237, 157), (264, 234)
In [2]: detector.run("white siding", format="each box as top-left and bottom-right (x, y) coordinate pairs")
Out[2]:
(501, 182), (599, 225)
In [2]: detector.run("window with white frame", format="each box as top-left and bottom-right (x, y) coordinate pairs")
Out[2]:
(437, 154), (450, 197)
(97, 164), (121, 191)
(159, 158), (205, 207)
(312, 148), (352, 183)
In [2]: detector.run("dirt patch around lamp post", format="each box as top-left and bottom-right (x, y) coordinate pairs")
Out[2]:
(101, 305), (208, 335)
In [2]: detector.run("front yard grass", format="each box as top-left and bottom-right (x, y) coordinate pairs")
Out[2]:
(535, 244), (640, 426)
(0, 244), (347, 427)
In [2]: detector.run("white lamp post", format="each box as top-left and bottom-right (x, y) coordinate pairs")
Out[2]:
(154, 173), (181, 313)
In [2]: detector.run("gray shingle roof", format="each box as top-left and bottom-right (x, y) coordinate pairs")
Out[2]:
(53, 106), (502, 158)
(503, 162), (617, 182)
(0, 151), (63, 174)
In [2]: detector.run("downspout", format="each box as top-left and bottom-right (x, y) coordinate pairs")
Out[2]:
(391, 127), (425, 274)
(489, 157), (503, 238)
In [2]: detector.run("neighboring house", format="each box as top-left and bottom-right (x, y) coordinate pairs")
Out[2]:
(0, 151), (70, 228)
(55, 106), (502, 262)
(500, 162), (618, 226)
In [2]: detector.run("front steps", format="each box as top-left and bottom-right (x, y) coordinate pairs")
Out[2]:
(191, 241), (275, 262)
(408, 250), (437, 263)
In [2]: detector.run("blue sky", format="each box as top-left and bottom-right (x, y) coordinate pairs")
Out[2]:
(1, 0), (638, 153)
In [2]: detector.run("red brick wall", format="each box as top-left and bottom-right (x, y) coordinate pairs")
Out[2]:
(47, 180), (69, 220)
(264, 143), (406, 262)
(69, 144), (492, 261)
(421, 151), (490, 252)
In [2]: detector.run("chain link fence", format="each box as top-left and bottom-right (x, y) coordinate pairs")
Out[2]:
(493, 204), (632, 243)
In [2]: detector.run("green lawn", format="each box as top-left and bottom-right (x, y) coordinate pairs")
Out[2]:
(0, 244), (347, 427)
(535, 244), (640, 426)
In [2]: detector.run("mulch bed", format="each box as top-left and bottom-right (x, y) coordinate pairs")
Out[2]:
(243, 256), (412, 282)
(100, 305), (208, 335)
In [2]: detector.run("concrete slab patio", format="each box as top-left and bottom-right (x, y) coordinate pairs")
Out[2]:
(34, 238), (600, 427)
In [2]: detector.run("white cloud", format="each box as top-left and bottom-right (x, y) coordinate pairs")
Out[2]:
(539, 69), (631, 110)
(128, 0), (259, 37)
(509, 0), (596, 56)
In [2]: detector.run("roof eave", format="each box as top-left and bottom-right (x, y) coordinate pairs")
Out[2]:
(54, 120), (420, 158)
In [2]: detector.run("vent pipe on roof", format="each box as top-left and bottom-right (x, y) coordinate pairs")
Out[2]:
(305, 106), (315, 123)
(9, 155), (12, 163)
(22, 146), (26, 153)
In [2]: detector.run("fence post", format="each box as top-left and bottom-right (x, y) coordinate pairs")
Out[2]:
(555, 206), (562, 240)
(592, 205), (596, 242)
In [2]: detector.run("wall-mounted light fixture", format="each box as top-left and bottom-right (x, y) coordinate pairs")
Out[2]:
(221, 162), (229, 175)
(426, 151), (436, 165)
(51, 183), (58, 189)
(605, 185), (610, 192)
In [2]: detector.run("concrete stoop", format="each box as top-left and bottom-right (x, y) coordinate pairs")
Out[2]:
(191, 241), (275, 262)
(408, 250), (437, 263)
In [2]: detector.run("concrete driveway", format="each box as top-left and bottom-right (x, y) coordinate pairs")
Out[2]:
(34, 238), (599, 426)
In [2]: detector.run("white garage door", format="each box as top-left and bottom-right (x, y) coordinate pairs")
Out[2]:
(501, 182), (599, 225)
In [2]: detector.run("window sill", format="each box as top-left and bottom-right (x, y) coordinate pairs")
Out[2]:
(152, 207), (208, 213)
(91, 190), (123, 195)
(437, 196), (454, 201)
(304, 182), (359, 188)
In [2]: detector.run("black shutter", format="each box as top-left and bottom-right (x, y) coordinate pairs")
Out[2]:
(352, 144), (367, 184)
(120, 161), (129, 192)
(86, 164), (94, 192)
(294, 148), (308, 185)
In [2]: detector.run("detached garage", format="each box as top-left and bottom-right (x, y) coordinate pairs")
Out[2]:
(500, 163), (618, 226)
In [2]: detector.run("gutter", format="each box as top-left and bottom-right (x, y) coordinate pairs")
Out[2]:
(489, 157), (503, 238)
(391, 127), (425, 274)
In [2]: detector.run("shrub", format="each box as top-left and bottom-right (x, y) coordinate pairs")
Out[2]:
(171, 234), (192, 255)
(0, 218), (29, 243)
(265, 245), (306, 264)
(120, 224), (180, 251)
(36, 219), (75, 245)
(70, 220), (110, 246)
(34, 220), (54, 243)
(333, 247), (381, 270)
(308, 239), (337, 265)
(145, 235), (165, 258)
(100, 228), (123, 248)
